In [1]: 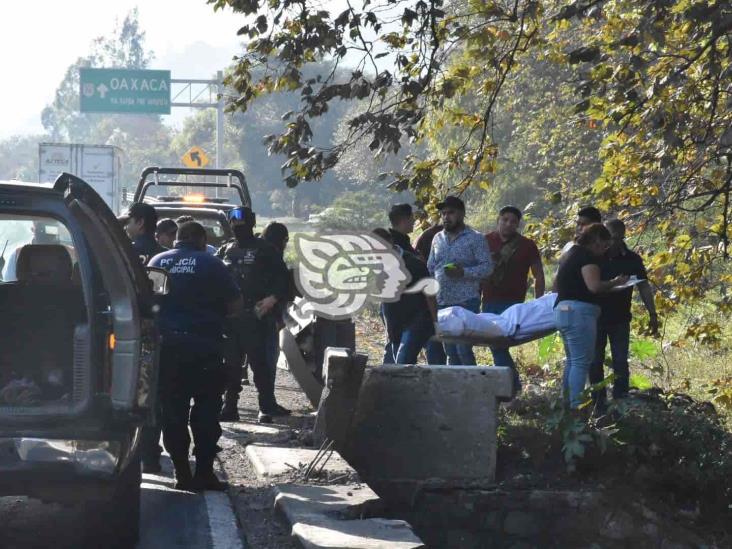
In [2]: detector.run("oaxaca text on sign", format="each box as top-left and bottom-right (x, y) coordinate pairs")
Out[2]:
(79, 68), (172, 114)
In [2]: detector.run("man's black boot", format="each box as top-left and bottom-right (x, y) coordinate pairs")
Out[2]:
(272, 403), (291, 416)
(193, 459), (227, 492)
(172, 457), (194, 491)
(219, 395), (240, 422)
(142, 459), (162, 474)
(257, 411), (273, 424)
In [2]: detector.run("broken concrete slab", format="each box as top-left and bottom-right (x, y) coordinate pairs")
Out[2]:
(275, 484), (424, 549)
(222, 422), (284, 437)
(332, 365), (513, 506)
(245, 444), (354, 479)
(280, 328), (325, 408)
(313, 348), (367, 447)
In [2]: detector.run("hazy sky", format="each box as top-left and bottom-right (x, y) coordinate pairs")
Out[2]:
(0, 1), (246, 137)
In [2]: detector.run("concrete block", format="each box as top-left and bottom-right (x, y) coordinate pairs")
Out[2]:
(275, 484), (424, 549)
(276, 483), (379, 515)
(336, 365), (513, 504)
(599, 510), (636, 541)
(313, 348), (367, 447)
(313, 318), (356, 380)
(503, 511), (540, 537)
(245, 444), (354, 479)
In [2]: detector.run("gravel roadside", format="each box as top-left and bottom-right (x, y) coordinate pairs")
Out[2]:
(216, 368), (316, 549)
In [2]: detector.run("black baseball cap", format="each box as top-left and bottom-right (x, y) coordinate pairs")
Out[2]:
(436, 195), (465, 211)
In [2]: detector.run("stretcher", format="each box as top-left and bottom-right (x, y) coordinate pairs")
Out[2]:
(435, 327), (557, 349)
(433, 293), (559, 349)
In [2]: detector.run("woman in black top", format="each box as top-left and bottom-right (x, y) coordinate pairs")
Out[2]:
(554, 224), (627, 409)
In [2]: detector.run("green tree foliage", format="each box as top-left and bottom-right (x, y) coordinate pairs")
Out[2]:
(208, 0), (541, 210)
(311, 189), (390, 230)
(0, 135), (44, 181)
(548, 0), (732, 339)
(42, 9), (155, 142)
(212, 0), (731, 344)
(40, 9), (176, 184)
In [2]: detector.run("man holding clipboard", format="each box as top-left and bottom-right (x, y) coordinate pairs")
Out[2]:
(590, 219), (659, 407)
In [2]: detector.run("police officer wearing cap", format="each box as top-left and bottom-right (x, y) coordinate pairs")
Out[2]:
(121, 203), (165, 473)
(149, 221), (242, 490)
(217, 206), (290, 424)
(121, 202), (165, 264)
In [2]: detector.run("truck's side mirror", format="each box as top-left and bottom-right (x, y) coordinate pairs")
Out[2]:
(146, 267), (170, 295)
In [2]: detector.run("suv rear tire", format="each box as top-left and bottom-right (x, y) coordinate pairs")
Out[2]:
(115, 454), (142, 546)
(83, 455), (141, 548)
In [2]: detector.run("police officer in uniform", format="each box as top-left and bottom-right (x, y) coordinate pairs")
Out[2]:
(121, 203), (164, 263)
(217, 207), (290, 424)
(149, 221), (242, 490)
(121, 202), (166, 473)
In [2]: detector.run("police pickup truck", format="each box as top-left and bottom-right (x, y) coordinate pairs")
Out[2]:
(132, 167), (251, 248)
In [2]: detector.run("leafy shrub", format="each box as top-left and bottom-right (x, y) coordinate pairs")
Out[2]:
(312, 190), (389, 231)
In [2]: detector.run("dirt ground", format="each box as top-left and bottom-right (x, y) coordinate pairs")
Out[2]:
(214, 313), (387, 549)
(216, 367), (317, 549)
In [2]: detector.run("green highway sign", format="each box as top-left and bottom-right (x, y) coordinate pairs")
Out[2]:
(79, 68), (171, 114)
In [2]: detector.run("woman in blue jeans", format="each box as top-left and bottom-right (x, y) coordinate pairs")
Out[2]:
(553, 224), (627, 409)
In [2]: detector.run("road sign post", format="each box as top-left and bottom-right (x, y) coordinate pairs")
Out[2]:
(79, 68), (227, 168)
(80, 68), (171, 114)
(216, 71), (224, 168)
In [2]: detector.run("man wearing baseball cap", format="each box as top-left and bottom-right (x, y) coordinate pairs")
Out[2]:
(120, 202), (165, 473)
(427, 196), (493, 365)
(119, 202), (164, 264)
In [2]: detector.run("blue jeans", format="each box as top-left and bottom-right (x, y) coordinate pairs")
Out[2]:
(381, 305), (396, 364)
(481, 300), (521, 368)
(425, 339), (447, 365)
(395, 313), (435, 364)
(554, 300), (600, 409)
(590, 321), (631, 403)
(442, 298), (480, 366)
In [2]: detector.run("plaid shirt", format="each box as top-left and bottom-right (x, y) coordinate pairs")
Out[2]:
(427, 226), (493, 306)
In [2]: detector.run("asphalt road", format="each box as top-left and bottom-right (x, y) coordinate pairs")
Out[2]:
(0, 457), (243, 549)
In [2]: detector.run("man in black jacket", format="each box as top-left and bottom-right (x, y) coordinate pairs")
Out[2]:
(388, 203), (417, 255)
(120, 203), (164, 264)
(217, 207), (290, 423)
(590, 219), (658, 407)
(120, 202), (165, 474)
(374, 228), (437, 364)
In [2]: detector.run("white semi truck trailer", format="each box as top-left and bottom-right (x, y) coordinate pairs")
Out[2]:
(39, 143), (122, 214)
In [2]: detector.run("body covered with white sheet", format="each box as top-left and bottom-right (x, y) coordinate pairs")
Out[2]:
(438, 293), (557, 340)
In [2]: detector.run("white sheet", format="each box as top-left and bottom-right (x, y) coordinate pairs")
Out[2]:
(437, 307), (509, 338)
(438, 293), (557, 339)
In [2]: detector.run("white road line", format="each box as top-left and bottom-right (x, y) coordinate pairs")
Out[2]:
(204, 490), (243, 549)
